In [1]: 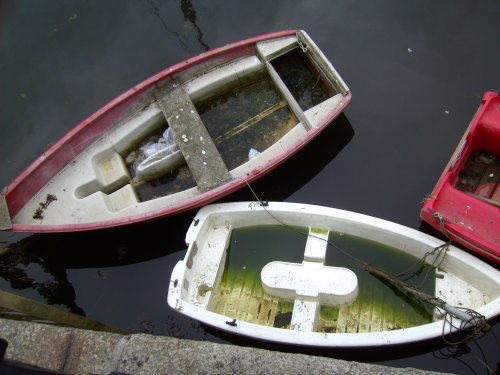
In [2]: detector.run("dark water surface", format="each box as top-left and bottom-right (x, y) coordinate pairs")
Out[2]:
(1, 1), (499, 373)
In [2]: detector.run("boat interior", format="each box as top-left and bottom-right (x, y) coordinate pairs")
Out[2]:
(174, 207), (496, 334)
(455, 150), (500, 205)
(13, 31), (349, 226)
(453, 100), (500, 206)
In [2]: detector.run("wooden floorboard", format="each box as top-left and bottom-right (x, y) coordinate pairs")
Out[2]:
(211, 269), (419, 333)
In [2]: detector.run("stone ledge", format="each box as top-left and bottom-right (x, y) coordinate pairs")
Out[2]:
(0, 319), (449, 375)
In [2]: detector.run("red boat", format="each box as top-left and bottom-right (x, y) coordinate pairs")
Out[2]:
(421, 90), (500, 263)
(0, 30), (351, 233)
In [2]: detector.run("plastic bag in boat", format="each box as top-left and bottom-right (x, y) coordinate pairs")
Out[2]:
(127, 128), (185, 180)
(248, 148), (261, 160)
(140, 128), (177, 157)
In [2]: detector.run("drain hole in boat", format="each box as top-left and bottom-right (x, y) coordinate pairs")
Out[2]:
(198, 283), (212, 298)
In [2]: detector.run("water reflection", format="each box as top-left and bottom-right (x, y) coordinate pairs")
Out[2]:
(0, 211), (193, 317)
(180, 0), (209, 51)
(141, 0), (209, 53)
(0, 247), (85, 315)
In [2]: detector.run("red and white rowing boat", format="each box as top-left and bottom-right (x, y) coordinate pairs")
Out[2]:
(0, 30), (351, 233)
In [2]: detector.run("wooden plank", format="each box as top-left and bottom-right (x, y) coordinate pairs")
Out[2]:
(263, 61), (313, 131)
(212, 283), (279, 327)
(336, 305), (350, 333)
(155, 84), (232, 192)
(244, 276), (263, 323)
(214, 100), (288, 143)
(213, 287), (231, 317)
(268, 300), (279, 326)
(345, 301), (361, 333)
(257, 298), (273, 325)
(368, 286), (384, 333)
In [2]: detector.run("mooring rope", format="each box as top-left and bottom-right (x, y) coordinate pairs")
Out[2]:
(239, 177), (494, 346)
(432, 211), (453, 240)
(440, 307), (491, 346)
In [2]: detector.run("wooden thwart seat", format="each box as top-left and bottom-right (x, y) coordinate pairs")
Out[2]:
(155, 84), (232, 192)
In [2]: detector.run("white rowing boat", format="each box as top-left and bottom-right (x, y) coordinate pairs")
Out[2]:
(167, 202), (500, 348)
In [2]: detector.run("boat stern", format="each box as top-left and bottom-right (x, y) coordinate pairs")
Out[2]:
(0, 187), (12, 230)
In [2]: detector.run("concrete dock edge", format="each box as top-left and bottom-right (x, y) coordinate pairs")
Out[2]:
(0, 319), (449, 374)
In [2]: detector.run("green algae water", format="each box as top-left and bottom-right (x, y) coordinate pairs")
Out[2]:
(211, 225), (436, 333)
(211, 225), (307, 326)
(323, 231), (436, 332)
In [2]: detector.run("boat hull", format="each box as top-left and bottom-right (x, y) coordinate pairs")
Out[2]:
(421, 90), (500, 264)
(0, 30), (351, 232)
(167, 202), (500, 348)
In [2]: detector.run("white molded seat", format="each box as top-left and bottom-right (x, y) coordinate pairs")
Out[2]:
(261, 261), (358, 305)
(261, 260), (358, 332)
